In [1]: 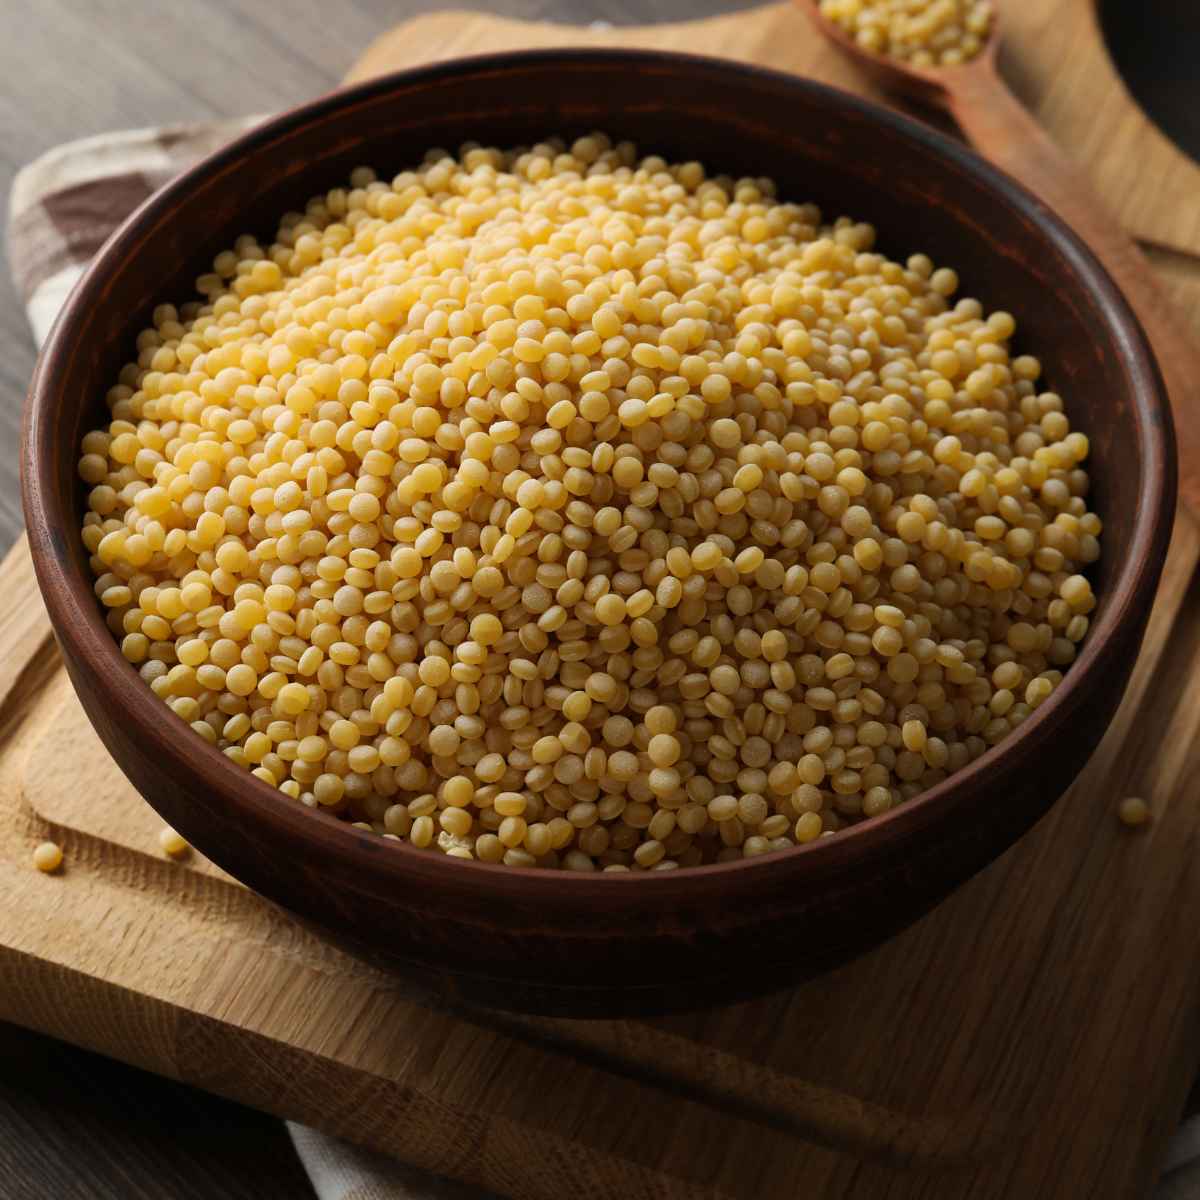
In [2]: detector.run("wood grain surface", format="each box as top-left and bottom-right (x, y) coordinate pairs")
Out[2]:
(2, 2), (1199, 1197)
(0, 1022), (318, 1200)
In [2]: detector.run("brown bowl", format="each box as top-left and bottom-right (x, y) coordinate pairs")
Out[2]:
(21, 50), (1175, 1017)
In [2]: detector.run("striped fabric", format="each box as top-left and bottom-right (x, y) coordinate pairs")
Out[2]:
(8, 119), (262, 345)
(7, 119), (1197, 1200)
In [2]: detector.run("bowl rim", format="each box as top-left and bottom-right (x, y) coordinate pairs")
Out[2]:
(21, 46), (1175, 898)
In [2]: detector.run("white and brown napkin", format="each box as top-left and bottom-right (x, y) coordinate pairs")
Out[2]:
(8, 118), (1199, 1200)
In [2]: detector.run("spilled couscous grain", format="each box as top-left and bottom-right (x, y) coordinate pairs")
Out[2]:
(1117, 797), (1149, 829)
(33, 842), (63, 873)
(158, 825), (190, 856)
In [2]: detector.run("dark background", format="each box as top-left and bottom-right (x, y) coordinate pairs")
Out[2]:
(0, 1), (1195, 1196)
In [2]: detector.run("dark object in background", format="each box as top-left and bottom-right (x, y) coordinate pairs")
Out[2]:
(1099, 0), (1200, 167)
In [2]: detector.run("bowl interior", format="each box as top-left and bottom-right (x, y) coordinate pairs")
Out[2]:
(27, 50), (1168, 886)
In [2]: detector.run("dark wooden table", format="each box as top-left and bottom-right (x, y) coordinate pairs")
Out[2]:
(0, 1), (1194, 1196)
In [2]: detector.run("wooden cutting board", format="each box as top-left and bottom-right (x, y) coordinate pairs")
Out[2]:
(4, 5), (1200, 1198)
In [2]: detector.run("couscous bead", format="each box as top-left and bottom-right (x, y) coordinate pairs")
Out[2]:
(79, 134), (1100, 872)
(1117, 796), (1150, 829)
(33, 842), (63, 873)
(158, 825), (191, 856)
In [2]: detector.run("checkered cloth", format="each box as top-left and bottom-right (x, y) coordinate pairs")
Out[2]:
(8, 119), (1200, 1200)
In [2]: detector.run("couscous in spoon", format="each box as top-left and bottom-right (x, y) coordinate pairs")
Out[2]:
(797, 0), (1200, 515)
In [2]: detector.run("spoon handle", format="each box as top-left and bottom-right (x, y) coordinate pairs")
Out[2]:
(945, 65), (1198, 514)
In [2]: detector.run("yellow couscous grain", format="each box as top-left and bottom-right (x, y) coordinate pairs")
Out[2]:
(158, 825), (190, 856)
(1117, 796), (1149, 829)
(33, 841), (63, 873)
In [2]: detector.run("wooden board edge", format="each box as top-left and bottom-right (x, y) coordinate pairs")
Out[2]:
(0, 946), (749, 1200)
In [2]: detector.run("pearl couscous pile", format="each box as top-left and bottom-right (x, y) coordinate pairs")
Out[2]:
(79, 134), (1100, 873)
(819, 0), (994, 66)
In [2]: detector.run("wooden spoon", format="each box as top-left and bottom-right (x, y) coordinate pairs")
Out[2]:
(797, 0), (1200, 514)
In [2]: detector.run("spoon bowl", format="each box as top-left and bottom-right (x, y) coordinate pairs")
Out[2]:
(794, 0), (999, 108)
